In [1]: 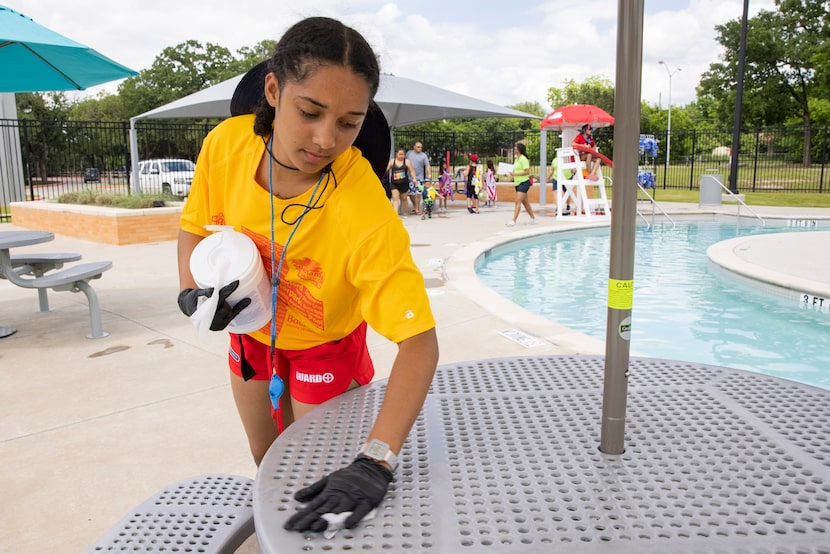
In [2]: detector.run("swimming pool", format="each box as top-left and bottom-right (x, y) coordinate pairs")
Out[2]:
(476, 215), (830, 390)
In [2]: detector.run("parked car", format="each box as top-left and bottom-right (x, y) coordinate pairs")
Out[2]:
(137, 158), (195, 196)
(83, 168), (100, 183)
(109, 165), (128, 179)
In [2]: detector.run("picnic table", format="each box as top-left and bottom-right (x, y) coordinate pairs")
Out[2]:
(253, 355), (830, 553)
(0, 230), (112, 338)
(0, 231), (54, 337)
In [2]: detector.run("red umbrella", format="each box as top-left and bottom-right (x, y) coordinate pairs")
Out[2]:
(540, 104), (614, 131)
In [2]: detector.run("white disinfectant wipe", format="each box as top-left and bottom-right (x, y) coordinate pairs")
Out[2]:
(189, 226), (271, 336)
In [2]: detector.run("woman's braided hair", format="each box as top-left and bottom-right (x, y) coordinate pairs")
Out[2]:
(253, 17), (380, 137)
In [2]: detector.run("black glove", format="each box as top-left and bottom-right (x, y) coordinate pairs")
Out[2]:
(284, 456), (394, 533)
(177, 281), (252, 331)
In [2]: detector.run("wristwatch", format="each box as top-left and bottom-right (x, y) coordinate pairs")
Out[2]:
(358, 439), (399, 471)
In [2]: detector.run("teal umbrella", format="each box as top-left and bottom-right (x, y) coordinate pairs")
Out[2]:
(0, 5), (137, 92)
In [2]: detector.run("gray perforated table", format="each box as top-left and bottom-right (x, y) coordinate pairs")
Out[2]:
(253, 355), (830, 553)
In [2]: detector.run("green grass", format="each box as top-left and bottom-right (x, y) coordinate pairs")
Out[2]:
(35, 186), (830, 211)
(632, 189), (830, 208)
(56, 189), (175, 209)
(578, 160), (830, 207)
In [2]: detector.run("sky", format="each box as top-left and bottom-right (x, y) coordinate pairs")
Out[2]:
(6, 0), (778, 113)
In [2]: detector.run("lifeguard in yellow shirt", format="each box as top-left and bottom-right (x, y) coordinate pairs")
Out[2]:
(176, 16), (438, 535)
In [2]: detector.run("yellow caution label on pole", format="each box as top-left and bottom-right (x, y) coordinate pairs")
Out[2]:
(608, 279), (634, 310)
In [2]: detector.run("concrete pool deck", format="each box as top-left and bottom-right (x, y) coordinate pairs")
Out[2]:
(708, 229), (830, 301)
(1, 201), (828, 552)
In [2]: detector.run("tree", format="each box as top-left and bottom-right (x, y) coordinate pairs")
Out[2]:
(697, 0), (830, 165)
(505, 101), (546, 130)
(546, 76), (615, 114)
(235, 41), (278, 69)
(396, 100), (544, 135)
(641, 102), (710, 133)
(59, 40), (277, 122)
(70, 92), (129, 121)
(117, 40), (276, 119)
(15, 93), (74, 184)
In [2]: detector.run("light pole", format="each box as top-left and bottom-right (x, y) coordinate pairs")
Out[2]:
(658, 61), (681, 167)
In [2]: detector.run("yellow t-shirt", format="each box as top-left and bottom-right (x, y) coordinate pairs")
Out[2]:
(181, 115), (435, 350)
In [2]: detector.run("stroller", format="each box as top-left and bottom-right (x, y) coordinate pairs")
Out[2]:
(421, 182), (438, 219)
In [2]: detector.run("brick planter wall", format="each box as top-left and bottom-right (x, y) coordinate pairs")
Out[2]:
(10, 201), (182, 245)
(9, 185), (549, 244)
(443, 183), (543, 204)
(492, 182), (541, 203)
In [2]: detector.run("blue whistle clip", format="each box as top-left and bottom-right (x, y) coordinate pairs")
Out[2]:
(269, 374), (284, 410)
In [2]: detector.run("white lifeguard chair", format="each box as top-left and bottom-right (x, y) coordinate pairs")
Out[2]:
(555, 146), (611, 220)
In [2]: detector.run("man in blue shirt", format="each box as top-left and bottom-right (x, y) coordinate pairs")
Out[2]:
(405, 142), (431, 215)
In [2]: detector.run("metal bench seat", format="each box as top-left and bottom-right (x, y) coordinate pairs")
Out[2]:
(23, 260), (111, 288)
(86, 474), (255, 554)
(10, 252), (83, 276)
(5, 252), (83, 314)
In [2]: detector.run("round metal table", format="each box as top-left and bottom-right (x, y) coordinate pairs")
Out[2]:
(254, 355), (830, 553)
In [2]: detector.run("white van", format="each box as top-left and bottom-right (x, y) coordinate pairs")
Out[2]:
(137, 158), (195, 196)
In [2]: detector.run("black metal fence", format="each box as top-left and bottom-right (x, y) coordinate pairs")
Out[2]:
(392, 125), (830, 194)
(638, 125), (829, 194)
(0, 119), (223, 220)
(10, 119), (131, 200)
(2, 119), (828, 222)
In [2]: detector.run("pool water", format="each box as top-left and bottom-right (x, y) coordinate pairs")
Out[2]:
(476, 216), (830, 390)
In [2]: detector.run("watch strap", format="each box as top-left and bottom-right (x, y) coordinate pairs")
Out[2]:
(359, 439), (399, 471)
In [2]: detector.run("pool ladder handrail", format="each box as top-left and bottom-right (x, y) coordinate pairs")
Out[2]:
(707, 175), (766, 226)
(633, 180), (676, 230)
(602, 176), (677, 230)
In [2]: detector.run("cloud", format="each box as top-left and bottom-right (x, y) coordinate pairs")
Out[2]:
(5, 0), (779, 112)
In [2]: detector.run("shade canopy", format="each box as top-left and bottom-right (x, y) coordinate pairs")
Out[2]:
(375, 74), (538, 127)
(540, 104), (615, 131)
(0, 5), (137, 92)
(133, 72), (538, 127)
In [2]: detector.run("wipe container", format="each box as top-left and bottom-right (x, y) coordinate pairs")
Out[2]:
(189, 226), (271, 335)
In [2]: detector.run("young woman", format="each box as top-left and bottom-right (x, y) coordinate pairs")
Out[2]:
(507, 143), (536, 226)
(385, 147), (418, 215)
(573, 124), (601, 180)
(176, 17), (438, 533)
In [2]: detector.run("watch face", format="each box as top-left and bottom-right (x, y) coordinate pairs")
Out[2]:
(365, 440), (388, 459)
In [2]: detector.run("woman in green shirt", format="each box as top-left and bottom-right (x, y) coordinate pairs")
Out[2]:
(507, 143), (536, 226)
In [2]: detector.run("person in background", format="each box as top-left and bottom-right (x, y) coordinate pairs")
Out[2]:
(547, 155), (572, 213)
(437, 158), (453, 212)
(405, 142), (431, 215)
(463, 153), (480, 214)
(573, 124), (601, 181)
(385, 147), (418, 216)
(176, 16), (438, 535)
(421, 181), (438, 219)
(485, 159), (497, 207)
(507, 143), (536, 226)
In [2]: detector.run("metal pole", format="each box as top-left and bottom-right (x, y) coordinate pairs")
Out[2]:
(658, 61), (681, 170)
(667, 70), (671, 165)
(600, 0), (644, 455)
(668, 78), (671, 165)
(21, 120), (33, 200)
(0, 94), (25, 208)
(539, 130), (547, 209)
(121, 121), (131, 196)
(728, 0), (750, 193)
(129, 118), (140, 196)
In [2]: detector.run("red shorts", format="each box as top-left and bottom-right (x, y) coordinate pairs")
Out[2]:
(228, 322), (375, 406)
